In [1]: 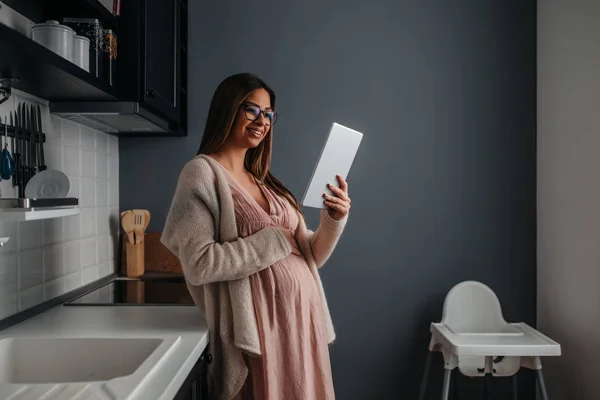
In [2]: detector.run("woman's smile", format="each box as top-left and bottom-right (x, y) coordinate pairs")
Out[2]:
(247, 126), (263, 137)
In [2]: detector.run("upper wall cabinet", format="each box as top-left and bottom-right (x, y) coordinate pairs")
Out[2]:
(119, 0), (187, 134)
(0, 0), (188, 136)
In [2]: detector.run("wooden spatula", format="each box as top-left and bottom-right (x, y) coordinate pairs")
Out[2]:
(133, 209), (147, 244)
(120, 210), (135, 244)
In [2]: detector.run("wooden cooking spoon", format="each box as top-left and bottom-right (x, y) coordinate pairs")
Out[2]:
(120, 210), (135, 244)
(142, 210), (150, 231)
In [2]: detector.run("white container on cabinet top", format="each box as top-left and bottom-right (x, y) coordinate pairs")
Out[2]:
(31, 20), (75, 62)
(73, 35), (90, 72)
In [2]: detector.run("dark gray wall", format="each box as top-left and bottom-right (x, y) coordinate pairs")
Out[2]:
(120, 0), (537, 398)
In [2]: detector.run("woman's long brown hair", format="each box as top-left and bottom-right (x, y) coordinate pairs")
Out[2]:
(197, 73), (303, 214)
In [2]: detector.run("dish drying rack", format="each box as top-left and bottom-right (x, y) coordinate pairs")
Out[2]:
(0, 94), (79, 220)
(0, 197), (78, 210)
(0, 101), (48, 198)
(0, 197), (80, 221)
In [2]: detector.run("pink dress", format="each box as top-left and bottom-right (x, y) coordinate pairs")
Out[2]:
(220, 166), (335, 400)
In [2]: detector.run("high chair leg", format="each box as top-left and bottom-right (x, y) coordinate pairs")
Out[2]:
(441, 369), (452, 400)
(536, 370), (549, 400)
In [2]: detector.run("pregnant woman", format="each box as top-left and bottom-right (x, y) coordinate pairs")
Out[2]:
(161, 73), (350, 400)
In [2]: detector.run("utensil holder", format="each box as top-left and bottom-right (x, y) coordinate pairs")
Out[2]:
(125, 280), (145, 303)
(125, 240), (144, 278)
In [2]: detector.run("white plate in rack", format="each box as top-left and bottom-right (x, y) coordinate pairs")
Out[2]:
(25, 169), (70, 199)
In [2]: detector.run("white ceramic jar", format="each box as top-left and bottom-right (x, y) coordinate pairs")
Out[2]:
(73, 35), (90, 72)
(31, 20), (75, 61)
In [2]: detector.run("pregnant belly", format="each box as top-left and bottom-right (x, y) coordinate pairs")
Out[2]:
(255, 252), (319, 304)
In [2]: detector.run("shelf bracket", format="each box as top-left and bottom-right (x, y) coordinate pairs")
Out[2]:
(0, 77), (19, 107)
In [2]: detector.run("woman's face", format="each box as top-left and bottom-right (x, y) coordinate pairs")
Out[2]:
(228, 88), (274, 149)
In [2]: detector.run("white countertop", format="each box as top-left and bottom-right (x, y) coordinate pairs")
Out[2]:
(0, 304), (209, 400)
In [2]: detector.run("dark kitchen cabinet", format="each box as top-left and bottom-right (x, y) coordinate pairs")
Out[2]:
(174, 348), (210, 400)
(119, 0), (187, 133)
(1, 0), (187, 135)
(143, 0), (179, 121)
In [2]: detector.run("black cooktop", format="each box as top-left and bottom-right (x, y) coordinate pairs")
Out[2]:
(66, 278), (195, 306)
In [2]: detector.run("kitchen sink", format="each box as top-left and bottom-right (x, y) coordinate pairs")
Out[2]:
(0, 337), (166, 384)
(0, 336), (181, 399)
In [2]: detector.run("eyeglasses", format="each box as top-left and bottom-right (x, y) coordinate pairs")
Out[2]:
(241, 103), (279, 126)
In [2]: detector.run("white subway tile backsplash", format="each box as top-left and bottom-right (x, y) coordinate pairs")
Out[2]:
(43, 278), (64, 301)
(42, 218), (63, 246)
(18, 221), (42, 251)
(97, 235), (110, 263)
(108, 135), (118, 156)
(43, 244), (64, 282)
(18, 249), (43, 290)
(63, 145), (80, 177)
(98, 261), (112, 278)
(0, 179), (13, 199)
(80, 178), (96, 207)
(97, 207), (110, 235)
(0, 294), (18, 319)
(80, 208), (96, 238)
(62, 119), (81, 146)
(63, 215), (81, 242)
(96, 179), (109, 207)
(109, 179), (119, 206)
(0, 254), (17, 295)
(96, 153), (108, 178)
(110, 207), (119, 231)
(44, 142), (62, 170)
(82, 265), (99, 285)
(108, 155), (119, 180)
(81, 237), (97, 268)
(46, 115), (62, 143)
(96, 131), (108, 154)
(64, 272), (82, 292)
(80, 126), (96, 148)
(81, 149), (96, 177)
(0, 89), (118, 320)
(108, 234), (117, 261)
(0, 222), (17, 254)
(63, 240), (82, 275)
(69, 177), (80, 200)
(0, 272), (17, 300)
(19, 285), (44, 311)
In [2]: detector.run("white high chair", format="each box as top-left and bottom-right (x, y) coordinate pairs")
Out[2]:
(418, 281), (561, 400)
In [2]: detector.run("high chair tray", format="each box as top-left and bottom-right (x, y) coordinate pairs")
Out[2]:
(430, 322), (562, 356)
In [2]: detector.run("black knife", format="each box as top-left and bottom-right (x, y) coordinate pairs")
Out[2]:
(30, 105), (36, 177)
(19, 103), (25, 198)
(24, 103), (30, 189)
(15, 104), (23, 198)
(22, 103), (28, 188)
(9, 111), (15, 187)
(37, 105), (46, 171)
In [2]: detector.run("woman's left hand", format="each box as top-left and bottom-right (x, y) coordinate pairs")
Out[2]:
(323, 175), (351, 220)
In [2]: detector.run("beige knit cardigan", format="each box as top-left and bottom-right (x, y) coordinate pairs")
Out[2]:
(161, 154), (347, 400)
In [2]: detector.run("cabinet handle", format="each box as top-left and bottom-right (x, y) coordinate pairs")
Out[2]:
(147, 89), (156, 98)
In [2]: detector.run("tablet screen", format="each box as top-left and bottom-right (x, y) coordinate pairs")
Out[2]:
(301, 122), (363, 209)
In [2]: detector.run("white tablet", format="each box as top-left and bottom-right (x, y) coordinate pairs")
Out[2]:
(301, 122), (363, 209)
